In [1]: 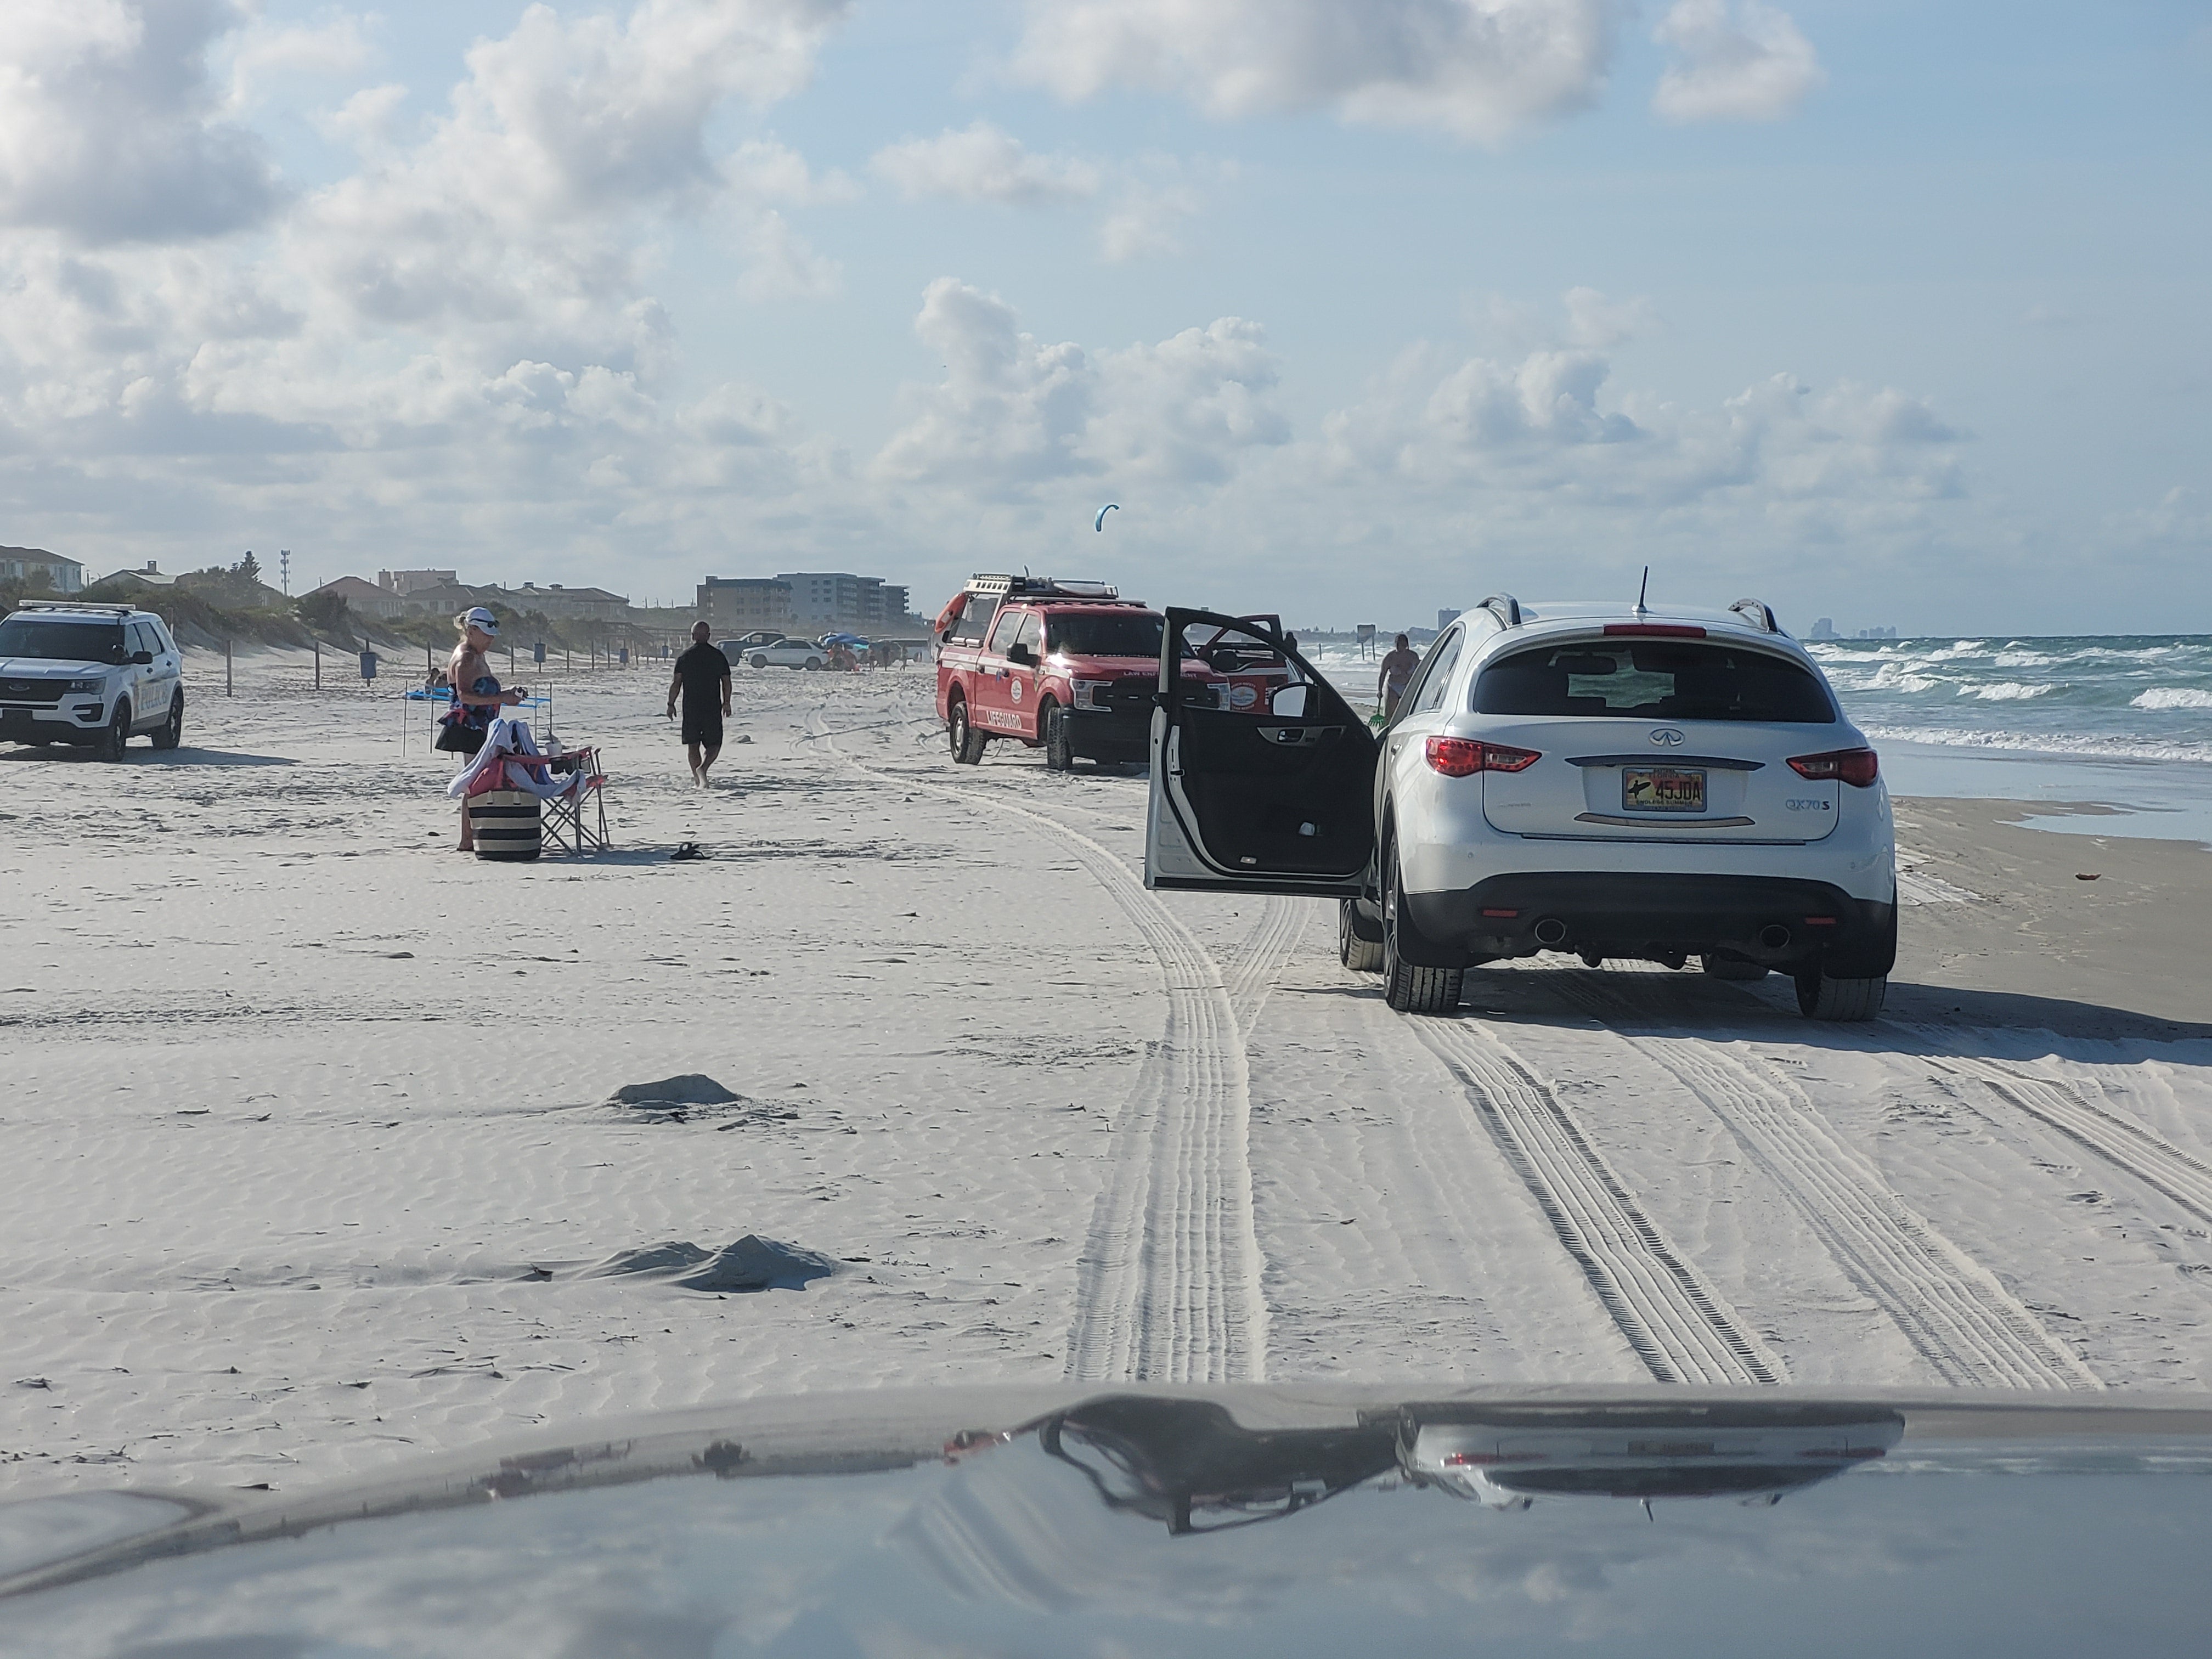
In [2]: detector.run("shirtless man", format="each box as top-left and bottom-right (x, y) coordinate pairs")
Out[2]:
(1378, 633), (1421, 721)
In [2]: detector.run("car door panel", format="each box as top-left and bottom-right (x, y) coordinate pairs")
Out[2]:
(1146, 610), (1376, 896)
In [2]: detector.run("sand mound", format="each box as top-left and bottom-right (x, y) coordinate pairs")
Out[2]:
(581, 1235), (838, 1293)
(611, 1074), (741, 1108)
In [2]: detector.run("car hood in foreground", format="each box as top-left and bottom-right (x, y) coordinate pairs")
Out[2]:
(0, 657), (104, 679)
(3, 1383), (2208, 1655)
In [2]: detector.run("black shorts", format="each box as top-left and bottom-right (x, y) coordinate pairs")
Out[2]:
(681, 708), (724, 748)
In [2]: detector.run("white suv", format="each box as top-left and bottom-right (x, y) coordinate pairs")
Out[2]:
(0, 602), (186, 760)
(1144, 599), (1895, 1021)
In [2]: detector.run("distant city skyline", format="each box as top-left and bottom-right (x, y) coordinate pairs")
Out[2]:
(0, 2), (2205, 635)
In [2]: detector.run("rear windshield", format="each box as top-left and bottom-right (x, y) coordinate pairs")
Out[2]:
(0, 618), (127, 663)
(1472, 641), (1836, 723)
(1046, 612), (1165, 658)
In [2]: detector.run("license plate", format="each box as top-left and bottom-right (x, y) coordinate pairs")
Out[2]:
(1623, 768), (1706, 813)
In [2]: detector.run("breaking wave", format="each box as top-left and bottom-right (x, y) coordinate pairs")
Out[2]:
(2134, 687), (2212, 711)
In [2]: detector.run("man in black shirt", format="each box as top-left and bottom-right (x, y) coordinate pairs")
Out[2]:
(667, 620), (733, 786)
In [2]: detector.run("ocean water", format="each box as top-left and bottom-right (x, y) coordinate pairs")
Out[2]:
(1808, 635), (2212, 765)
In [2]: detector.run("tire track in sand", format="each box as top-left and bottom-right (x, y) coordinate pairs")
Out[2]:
(1558, 977), (2101, 1390)
(1917, 1046), (2212, 1228)
(1225, 897), (1310, 1039)
(820, 715), (1266, 1384)
(1410, 1017), (1785, 1385)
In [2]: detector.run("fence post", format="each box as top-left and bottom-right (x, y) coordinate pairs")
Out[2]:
(314, 638), (321, 690)
(225, 639), (233, 698)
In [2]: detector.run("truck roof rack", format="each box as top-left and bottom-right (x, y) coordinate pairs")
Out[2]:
(1480, 594), (1523, 628)
(13, 600), (134, 616)
(966, 574), (1123, 602)
(1728, 598), (1780, 633)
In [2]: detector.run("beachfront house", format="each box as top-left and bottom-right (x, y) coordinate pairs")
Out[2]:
(1, 546), (86, 593)
(308, 575), (409, 619)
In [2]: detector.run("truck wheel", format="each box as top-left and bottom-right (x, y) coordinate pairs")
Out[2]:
(96, 702), (131, 762)
(1381, 840), (1460, 1013)
(947, 698), (988, 765)
(1042, 703), (1074, 771)
(1700, 953), (1767, 980)
(152, 691), (184, 751)
(1795, 968), (1887, 1020)
(1339, 899), (1384, 973)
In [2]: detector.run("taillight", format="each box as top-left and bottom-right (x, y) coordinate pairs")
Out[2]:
(1425, 737), (1541, 776)
(1604, 623), (1706, 637)
(1787, 747), (1880, 787)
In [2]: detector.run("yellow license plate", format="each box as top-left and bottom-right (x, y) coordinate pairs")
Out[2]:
(1623, 768), (1707, 813)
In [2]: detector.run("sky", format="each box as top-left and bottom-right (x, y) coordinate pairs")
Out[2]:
(0, 1), (2205, 634)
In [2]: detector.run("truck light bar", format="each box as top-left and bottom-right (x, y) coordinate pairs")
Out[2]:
(966, 573), (1120, 600)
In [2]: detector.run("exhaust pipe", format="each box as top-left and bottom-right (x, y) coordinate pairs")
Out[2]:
(1533, 918), (1568, 947)
(1759, 924), (1792, 951)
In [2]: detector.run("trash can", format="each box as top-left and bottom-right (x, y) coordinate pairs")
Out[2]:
(469, 790), (542, 861)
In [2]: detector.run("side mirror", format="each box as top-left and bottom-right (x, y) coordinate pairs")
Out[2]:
(1268, 683), (1310, 719)
(1006, 642), (1036, 667)
(130, 650), (154, 665)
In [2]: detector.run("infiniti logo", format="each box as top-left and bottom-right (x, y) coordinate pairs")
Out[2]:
(1650, 727), (1685, 747)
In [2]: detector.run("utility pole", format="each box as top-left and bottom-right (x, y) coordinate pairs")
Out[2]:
(279, 549), (291, 595)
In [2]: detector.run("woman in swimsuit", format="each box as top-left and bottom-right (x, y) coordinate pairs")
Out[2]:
(448, 606), (526, 852)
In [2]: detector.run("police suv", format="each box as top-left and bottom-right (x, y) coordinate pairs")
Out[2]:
(1143, 597), (1897, 1021)
(0, 602), (187, 759)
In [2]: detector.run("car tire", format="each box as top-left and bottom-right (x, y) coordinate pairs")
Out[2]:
(751, 654), (769, 669)
(1339, 899), (1384, 973)
(1041, 703), (1074, 771)
(803, 657), (823, 671)
(947, 698), (988, 765)
(151, 691), (184, 751)
(1795, 968), (1887, 1020)
(96, 702), (130, 762)
(1700, 953), (1767, 980)
(1381, 840), (1461, 1014)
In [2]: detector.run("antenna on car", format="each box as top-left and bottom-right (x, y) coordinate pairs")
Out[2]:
(1634, 565), (1650, 618)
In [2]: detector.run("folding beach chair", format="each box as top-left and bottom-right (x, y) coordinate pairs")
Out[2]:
(539, 745), (611, 854)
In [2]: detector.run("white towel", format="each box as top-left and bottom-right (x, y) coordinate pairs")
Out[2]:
(446, 719), (585, 802)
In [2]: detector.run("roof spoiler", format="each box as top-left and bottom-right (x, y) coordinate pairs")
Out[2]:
(1479, 594), (1523, 629)
(1728, 598), (1780, 633)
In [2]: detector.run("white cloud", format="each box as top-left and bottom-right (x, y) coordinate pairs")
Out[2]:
(736, 210), (841, 301)
(1321, 294), (1960, 513)
(1097, 166), (1206, 262)
(222, 8), (376, 112)
(0, 0), (284, 243)
(1012, 0), (1616, 143)
(1561, 285), (1657, 349)
(871, 121), (1100, 206)
(0, 0), (865, 582)
(873, 279), (1288, 493)
(1652, 0), (1823, 124)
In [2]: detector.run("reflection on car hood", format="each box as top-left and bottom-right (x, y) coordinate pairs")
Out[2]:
(4, 1384), (2210, 1654)
(0, 657), (101, 678)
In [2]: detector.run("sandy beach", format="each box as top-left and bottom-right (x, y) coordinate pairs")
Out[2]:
(3, 654), (2210, 1504)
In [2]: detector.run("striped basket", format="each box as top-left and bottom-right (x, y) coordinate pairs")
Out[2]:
(469, 790), (542, 861)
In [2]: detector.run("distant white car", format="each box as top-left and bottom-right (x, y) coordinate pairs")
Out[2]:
(1145, 598), (1897, 1020)
(0, 601), (185, 760)
(731, 636), (825, 671)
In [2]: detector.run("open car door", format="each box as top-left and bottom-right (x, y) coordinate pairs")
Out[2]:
(1146, 609), (1378, 897)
